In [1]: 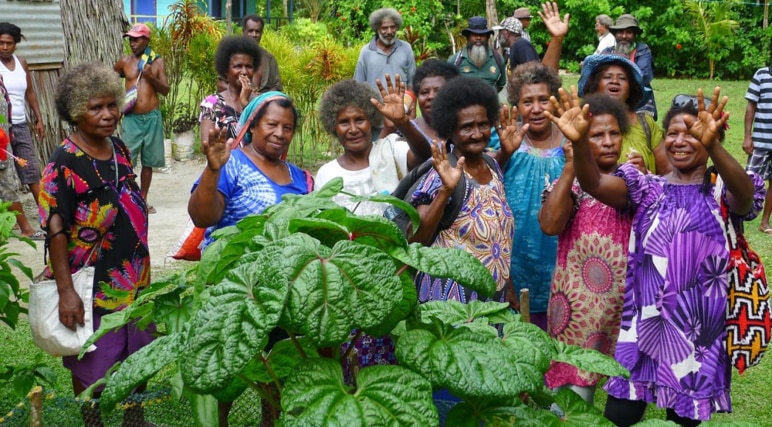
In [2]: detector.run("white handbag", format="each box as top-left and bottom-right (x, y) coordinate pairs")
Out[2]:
(29, 267), (97, 357)
(28, 140), (119, 357)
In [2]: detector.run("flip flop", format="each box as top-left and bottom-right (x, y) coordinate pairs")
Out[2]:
(760, 227), (772, 235)
(147, 205), (157, 214)
(25, 230), (47, 241)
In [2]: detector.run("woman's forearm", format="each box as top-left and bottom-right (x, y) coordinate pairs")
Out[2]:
(410, 189), (452, 245)
(539, 163), (575, 236)
(188, 168), (226, 227)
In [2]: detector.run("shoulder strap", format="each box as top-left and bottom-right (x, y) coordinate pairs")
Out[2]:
(492, 51), (504, 74)
(637, 112), (652, 150)
(453, 52), (463, 67)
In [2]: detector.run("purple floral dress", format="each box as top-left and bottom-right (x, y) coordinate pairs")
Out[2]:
(604, 164), (765, 421)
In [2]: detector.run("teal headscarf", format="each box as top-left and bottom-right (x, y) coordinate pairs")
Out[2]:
(235, 91), (291, 145)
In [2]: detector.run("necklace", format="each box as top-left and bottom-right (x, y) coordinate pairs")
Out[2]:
(525, 123), (559, 150)
(72, 133), (119, 185)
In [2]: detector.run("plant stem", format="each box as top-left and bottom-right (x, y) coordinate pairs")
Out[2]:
(341, 330), (363, 364)
(259, 354), (283, 394)
(395, 264), (409, 276)
(288, 332), (307, 359)
(237, 373), (279, 409)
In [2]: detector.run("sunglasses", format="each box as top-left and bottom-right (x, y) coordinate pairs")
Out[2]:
(671, 94), (711, 109)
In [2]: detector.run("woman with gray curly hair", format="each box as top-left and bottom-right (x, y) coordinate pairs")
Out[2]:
(314, 78), (430, 215)
(40, 62), (153, 425)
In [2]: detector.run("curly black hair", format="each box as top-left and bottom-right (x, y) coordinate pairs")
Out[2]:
(412, 59), (460, 94)
(582, 94), (631, 134)
(214, 35), (261, 78)
(431, 77), (499, 140)
(508, 62), (562, 106)
(583, 62), (645, 111)
(55, 62), (124, 126)
(0, 22), (23, 43)
(663, 97), (725, 142)
(318, 80), (383, 136)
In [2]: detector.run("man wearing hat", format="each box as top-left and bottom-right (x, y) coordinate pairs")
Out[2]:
(448, 17), (506, 91)
(602, 14), (657, 120)
(354, 8), (416, 89)
(495, 17), (538, 71)
(114, 23), (169, 214)
(513, 7), (533, 42)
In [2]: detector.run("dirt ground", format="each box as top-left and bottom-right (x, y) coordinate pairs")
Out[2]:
(9, 156), (207, 278)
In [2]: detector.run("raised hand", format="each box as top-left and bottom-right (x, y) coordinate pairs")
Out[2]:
(539, 2), (570, 39)
(238, 74), (252, 107)
(497, 104), (528, 156)
(544, 87), (591, 143)
(202, 126), (232, 171)
(372, 73), (408, 125)
(684, 87), (729, 149)
(563, 140), (574, 164)
(432, 141), (464, 194)
(626, 148), (647, 174)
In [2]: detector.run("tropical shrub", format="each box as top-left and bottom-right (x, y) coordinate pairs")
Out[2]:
(83, 179), (627, 425)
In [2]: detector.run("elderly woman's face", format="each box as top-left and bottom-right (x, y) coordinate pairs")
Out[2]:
(588, 113), (623, 173)
(664, 113), (708, 173)
(78, 96), (120, 139)
(451, 105), (490, 157)
(598, 65), (630, 104)
(250, 103), (295, 160)
(227, 53), (255, 88)
(516, 83), (553, 135)
(334, 106), (373, 155)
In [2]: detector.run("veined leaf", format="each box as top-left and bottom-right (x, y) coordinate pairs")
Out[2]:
(446, 396), (527, 427)
(552, 341), (629, 378)
(419, 300), (510, 326)
(500, 321), (554, 389)
(280, 359), (437, 426)
(395, 243), (496, 297)
(182, 254), (287, 393)
(554, 388), (614, 426)
(79, 304), (154, 359)
(396, 325), (530, 398)
(241, 337), (320, 384)
(266, 234), (402, 347)
(361, 271), (417, 338)
(101, 333), (185, 410)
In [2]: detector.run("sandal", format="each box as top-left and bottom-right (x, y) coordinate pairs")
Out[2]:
(147, 205), (157, 214)
(25, 230), (47, 241)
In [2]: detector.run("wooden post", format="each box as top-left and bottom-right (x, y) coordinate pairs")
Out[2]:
(519, 289), (530, 324)
(29, 386), (42, 427)
(225, 0), (232, 35)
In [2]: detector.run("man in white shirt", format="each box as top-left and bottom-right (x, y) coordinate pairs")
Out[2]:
(594, 14), (616, 54)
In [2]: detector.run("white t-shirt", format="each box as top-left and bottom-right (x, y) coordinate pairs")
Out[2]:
(315, 135), (409, 215)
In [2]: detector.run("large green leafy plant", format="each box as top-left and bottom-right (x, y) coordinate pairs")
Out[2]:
(84, 178), (627, 425)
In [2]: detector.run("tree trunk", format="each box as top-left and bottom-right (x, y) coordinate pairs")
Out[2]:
(485, 0), (498, 30)
(225, 0), (232, 34)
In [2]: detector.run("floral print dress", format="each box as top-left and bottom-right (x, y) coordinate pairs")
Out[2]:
(544, 178), (632, 388)
(38, 137), (150, 313)
(411, 157), (514, 303)
(200, 93), (240, 140)
(604, 163), (765, 421)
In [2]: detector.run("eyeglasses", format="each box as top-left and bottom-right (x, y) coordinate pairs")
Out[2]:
(671, 94), (711, 110)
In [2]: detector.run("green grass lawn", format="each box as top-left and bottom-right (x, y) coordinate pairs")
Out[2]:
(2, 76), (771, 426)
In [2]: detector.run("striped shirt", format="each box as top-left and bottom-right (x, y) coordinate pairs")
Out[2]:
(746, 67), (772, 150)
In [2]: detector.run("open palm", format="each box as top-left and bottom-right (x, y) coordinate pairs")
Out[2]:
(372, 73), (407, 124)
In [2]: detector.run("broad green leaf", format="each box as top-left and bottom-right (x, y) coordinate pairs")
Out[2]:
(79, 303), (154, 359)
(395, 325), (528, 398)
(153, 288), (195, 334)
(395, 243), (496, 297)
(501, 321), (554, 373)
(288, 217), (351, 247)
(446, 397), (525, 427)
(280, 359), (437, 426)
(419, 300), (510, 326)
(100, 333), (184, 409)
(210, 375), (248, 403)
(268, 234), (402, 346)
(554, 388), (614, 426)
(361, 271), (417, 338)
(182, 254), (287, 393)
(312, 176), (345, 198)
(336, 214), (410, 253)
(201, 222), (268, 286)
(241, 338), (320, 384)
(552, 341), (630, 378)
(348, 192), (422, 236)
(631, 421), (681, 427)
(7, 258), (32, 280)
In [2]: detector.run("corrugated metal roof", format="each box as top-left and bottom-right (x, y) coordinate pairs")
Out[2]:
(0, 0), (65, 68)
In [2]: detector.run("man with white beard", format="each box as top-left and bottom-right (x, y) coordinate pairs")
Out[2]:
(601, 14), (657, 120)
(448, 17), (506, 91)
(354, 8), (416, 90)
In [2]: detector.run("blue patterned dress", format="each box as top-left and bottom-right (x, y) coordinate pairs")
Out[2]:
(501, 140), (566, 315)
(604, 163), (765, 421)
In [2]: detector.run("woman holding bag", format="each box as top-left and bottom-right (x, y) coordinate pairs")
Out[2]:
(39, 62), (152, 425)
